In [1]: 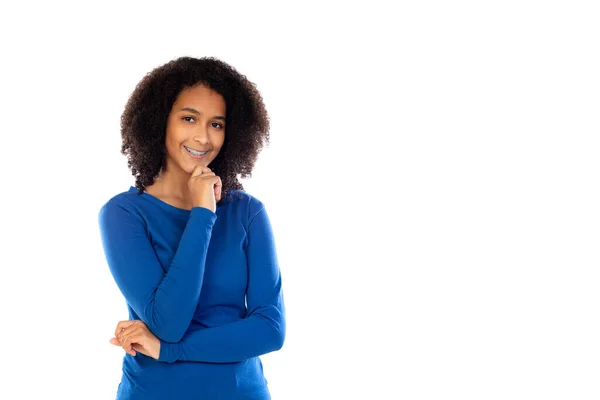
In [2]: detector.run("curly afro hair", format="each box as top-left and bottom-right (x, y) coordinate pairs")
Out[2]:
(120, 56), (270, 201)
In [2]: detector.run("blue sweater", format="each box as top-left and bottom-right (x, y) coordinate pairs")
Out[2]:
(98, 187), (285, 399)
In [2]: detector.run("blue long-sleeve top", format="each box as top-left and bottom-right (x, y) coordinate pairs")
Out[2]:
(98, 187), (285, 400)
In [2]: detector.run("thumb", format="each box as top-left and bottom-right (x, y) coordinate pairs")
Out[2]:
(132, 343), (150, 357)
(132, 343), (145, 352)
(110, 337), (120, 346)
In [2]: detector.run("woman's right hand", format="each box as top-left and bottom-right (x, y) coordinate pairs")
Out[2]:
(188, 166), (222, 213)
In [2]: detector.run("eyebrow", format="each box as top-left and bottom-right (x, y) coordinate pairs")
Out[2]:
(180, 107), (226, 121)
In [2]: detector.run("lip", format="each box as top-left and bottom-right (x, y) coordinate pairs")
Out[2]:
(184, 145), (209, 159)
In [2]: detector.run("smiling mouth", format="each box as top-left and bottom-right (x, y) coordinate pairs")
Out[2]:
(184, 146), (209, 158)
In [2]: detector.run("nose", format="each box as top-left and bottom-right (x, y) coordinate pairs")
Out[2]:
(193, 126), (209, 144)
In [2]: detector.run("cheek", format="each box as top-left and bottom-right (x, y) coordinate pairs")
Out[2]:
(166, 127), (184, 147)
(165, 137), (177, 153)
(164, 136), (183, 160)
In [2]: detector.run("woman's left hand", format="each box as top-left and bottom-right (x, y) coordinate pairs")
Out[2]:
(110, 320), (161, 360)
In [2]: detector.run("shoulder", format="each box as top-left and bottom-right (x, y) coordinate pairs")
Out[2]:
(98, 187), (144, 222)
(223, 189), (266, 221)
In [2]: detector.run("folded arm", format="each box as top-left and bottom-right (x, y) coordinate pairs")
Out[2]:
(99, 200), (216, 343)
(158, 205), (286, 363)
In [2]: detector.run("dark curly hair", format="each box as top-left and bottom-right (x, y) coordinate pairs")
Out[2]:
(120, 56), (270, 201)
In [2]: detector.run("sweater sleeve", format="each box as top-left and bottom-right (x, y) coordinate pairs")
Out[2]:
(158, 204), (286, 363)
(98, 200), (216, 343)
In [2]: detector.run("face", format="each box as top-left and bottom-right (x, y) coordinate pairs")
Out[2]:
(164, 84), (226, 174)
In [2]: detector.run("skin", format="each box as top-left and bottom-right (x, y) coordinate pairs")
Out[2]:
(145, 83), (227, 210)
(111, 84), (227, 359)
(111, 320), (159, 359)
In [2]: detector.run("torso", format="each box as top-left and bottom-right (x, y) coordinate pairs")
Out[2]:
(144, 183), (192, 210)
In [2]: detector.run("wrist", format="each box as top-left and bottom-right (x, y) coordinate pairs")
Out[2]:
(190, 205), (217, 218)
(157, 340), (179, 363)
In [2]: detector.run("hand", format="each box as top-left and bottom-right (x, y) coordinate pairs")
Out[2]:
(188, 166), (222, 212)
(110, 320), (161, 360)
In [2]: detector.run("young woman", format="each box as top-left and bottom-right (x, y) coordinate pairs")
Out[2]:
(98, 56), (285, 399)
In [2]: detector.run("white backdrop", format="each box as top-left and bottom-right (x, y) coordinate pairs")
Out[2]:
(1, 1), (599, 399)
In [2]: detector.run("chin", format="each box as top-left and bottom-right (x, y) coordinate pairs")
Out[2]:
(184, 160), (212, 174)
(185, 163), (202, 174)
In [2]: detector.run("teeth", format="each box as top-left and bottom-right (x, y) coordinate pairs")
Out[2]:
(185, 146), (207, 156)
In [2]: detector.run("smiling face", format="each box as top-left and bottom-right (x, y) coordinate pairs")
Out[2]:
(164, 84), (226, 175)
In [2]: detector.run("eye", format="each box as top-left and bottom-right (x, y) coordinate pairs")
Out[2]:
(211, 122), (224, 129)
(182, 116), (195, 123)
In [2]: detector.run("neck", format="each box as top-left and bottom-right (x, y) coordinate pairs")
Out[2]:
(149, 164), (194, 207)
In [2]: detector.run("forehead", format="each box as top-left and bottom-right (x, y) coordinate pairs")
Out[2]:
(175, 85), (225, 108)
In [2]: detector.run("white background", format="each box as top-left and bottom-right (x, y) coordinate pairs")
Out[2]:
(1, 1), (599, 399)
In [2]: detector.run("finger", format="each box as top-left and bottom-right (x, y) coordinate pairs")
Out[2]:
(131, 343), (145, 355)
(118, 330), (138, 354)
(132, 343), (150, 358)
(122, 325), (146, 344)
(214, 177), (222, 201)
(115, 320), (138, 338)
(120, 339), (135, 356)
(114, 339), (135, 356)
(118, 330), (135, 348)
(132, 343), (144, 351)
(195, 172), (216, 179)
(132, 343), (148, 354)
(124, 332), (145, 357)
(192, 166), (212, 177)
(113, 328), (137, 356)
(121, 333), (138, 355)
(191, 165), (204, 177)
(117, 321), (139, 339)
(114, 320), (128, 337)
